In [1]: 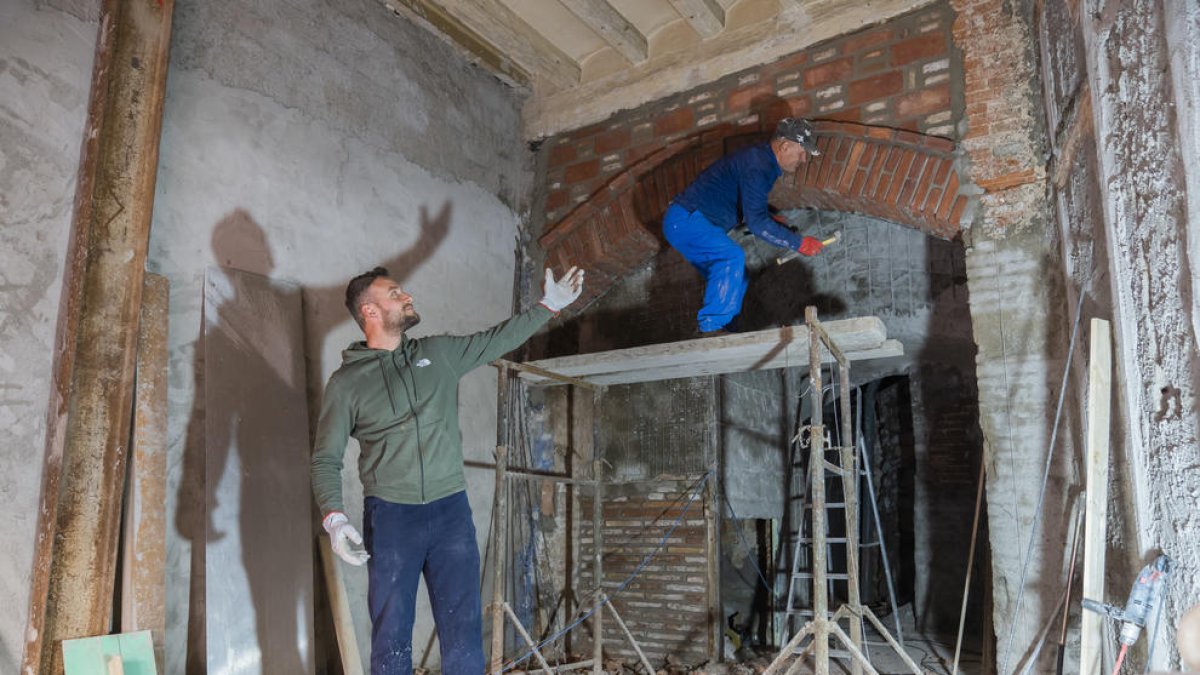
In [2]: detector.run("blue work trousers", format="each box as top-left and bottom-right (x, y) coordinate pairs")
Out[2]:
(364, 491), (484, 675)
(663, 203), (748, 331)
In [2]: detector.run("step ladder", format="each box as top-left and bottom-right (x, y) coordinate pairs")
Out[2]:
(764, 308), (922, 675)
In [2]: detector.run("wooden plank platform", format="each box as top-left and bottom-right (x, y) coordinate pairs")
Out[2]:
(520, 317), (903, 385)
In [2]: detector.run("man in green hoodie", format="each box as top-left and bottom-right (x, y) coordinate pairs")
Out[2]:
(311, 264), (584, 675)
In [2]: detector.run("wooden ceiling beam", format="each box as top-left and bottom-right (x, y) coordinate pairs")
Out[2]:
(667, 0), (726, 39)
(561, 0), (649, 64)
(383, 0), (532, 88)
(389, 0), (580, 89)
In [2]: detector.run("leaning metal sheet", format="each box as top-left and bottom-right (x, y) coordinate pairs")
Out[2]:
(204, 268), (314, 674)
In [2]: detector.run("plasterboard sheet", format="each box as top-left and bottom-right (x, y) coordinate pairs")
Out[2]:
(204, 268), (314, 674)
(521, 316), (903, 385)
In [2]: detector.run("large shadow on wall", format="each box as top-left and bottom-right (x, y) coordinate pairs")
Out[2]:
(912, 236), (987, 641)
(176, 206), (450, 674)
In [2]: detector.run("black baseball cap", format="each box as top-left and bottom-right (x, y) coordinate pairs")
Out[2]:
(775, 117), (821, 156)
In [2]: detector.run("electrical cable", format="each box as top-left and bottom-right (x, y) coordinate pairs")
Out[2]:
(999, 288), (1087, 674)
(1112, 643), (1128, 675)
(500, 469), (714, 672)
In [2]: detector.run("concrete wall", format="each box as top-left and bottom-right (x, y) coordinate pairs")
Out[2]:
(0, 0), (97, 668)
(1, 0), (530, 672)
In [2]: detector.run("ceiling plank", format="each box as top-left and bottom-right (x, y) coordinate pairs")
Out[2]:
(524, 0), (927, 138)
(666, 0), (726, 38)
(383, 0), (532, 87)
(388, 0), (580, 89)
(561, 0), (650, 64)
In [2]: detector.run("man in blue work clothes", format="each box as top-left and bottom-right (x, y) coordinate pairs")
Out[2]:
(665, 117), (826, 335)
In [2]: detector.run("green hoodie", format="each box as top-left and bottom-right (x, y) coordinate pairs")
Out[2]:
(310, 305), (553, 515)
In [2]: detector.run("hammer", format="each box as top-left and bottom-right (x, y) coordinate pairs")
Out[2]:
(775, 234), (839, 265)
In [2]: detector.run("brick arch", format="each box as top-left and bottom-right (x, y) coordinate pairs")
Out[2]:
(539, 122), (975, 315)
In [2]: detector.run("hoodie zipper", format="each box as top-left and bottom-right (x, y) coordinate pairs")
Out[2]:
(393, 339), (426, 504)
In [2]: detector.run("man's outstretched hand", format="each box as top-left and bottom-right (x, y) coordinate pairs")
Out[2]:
(540, 266), (585, 312)
(323, 512), (370, 566)
(798, 236), (825, 257)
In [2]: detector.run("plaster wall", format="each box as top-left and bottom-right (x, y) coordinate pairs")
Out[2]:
(1, 0), (531, 672)
(1076, 1), (1200, 669)
(0, 0), (96, 668)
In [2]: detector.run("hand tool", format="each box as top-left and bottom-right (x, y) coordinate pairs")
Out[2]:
(775, 234), (839, 265)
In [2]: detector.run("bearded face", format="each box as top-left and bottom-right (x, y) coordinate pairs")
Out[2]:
(383, 300), (421, 333)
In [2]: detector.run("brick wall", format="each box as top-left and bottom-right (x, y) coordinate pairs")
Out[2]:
(539, 1), (962, 228)
(577, 481), (711, 665)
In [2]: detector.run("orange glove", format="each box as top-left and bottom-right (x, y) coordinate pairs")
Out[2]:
(798, 236), (824, 256)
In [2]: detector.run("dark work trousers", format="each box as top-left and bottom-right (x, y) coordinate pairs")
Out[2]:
(663, 203), (749, 332)
(364, 491), (484, 675)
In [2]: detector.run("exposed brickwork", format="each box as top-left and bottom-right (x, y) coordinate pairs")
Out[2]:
(540, 2), (962, 226)
(577, 484), (710, 665)
(539, 121), (975, 317)
(773, 122), (967, 239)
(951, 0), (1047, 230)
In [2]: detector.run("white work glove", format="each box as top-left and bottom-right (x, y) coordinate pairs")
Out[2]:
(323, 512), (370, 566)
(539, 266), (585, 313)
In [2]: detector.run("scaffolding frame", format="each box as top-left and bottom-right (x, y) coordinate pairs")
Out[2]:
(486, 308), (912, 674)
(487, 361), (657, 675)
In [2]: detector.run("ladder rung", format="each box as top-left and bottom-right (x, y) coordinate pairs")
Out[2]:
(795, 537), (848, 543)
(792, 572), (850, 580)
(800, 501), (847, 508)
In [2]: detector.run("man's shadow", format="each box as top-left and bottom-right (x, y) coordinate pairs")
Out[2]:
(176, 204), (450, 674)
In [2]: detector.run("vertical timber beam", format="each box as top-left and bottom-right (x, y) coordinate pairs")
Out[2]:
(806, 307), (830, 675)
(591, 386), (605, 675)
(22, 0), (175, 673)
(705, 379), (722, 662)
(1080, 319), (1112, 675)
(120, 273), (170, 668)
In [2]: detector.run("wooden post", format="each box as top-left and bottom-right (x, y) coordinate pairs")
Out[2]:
(319, 540), (365, 675)
(837, 356), (863, 675)
(591, 384), (605, 675)
(120, 274), (169, 668)
(490, 445), (510, 673)
(1080, 319), (1112, 675)
(23, 1), (175, 672)
(806, 307), (830, 675)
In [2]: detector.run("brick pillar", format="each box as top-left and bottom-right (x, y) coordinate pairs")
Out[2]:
(950, 1), (1073, 672)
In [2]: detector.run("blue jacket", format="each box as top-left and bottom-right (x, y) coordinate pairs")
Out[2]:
(672, 142), (804, 250)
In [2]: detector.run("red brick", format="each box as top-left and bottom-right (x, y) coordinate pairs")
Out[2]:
(727, 84), (773, 113)
(803, 57), (853, 88)
(826, 107), (863, 123)
(896, 84), (951, 118)
(654, 107), (695, 136)
(847, 70), (903, 105)
(890, 33), (947, 66)
(545, 189), (568, 212)
(564, 158), (601, 183)
(594, 127), (631, 155)
(787, 97), (813, 117)
(548, 143), (576, 168)
(845, 28), (893, 54)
